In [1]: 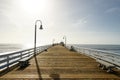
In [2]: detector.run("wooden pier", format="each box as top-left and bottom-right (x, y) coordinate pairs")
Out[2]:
(0, 45), (120, 80)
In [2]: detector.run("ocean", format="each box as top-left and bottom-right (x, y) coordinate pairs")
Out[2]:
(73, 44), (120, 54)
(0, 44), (120, 55)
(0, 44), (23, 53)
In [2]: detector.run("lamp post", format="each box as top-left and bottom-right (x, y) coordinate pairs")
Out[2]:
(63, 36), (67, 47)
(34, 20), (43, 56)
(34, 20), (43, 79)
(52, 39), (55, 46)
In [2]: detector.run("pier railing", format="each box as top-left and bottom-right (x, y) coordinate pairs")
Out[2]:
(67, 45), (120, 69)
(0, 45), (51, 71)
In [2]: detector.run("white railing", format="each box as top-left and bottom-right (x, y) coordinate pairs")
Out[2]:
(0, 45), (51, 71)
(67, 45), (120, 69)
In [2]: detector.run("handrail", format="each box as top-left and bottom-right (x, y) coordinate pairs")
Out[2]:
(67, 45), (120, 69)
(0, 45), (51, 71)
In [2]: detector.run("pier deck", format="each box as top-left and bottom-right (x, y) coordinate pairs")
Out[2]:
(0, 45), (120, 80)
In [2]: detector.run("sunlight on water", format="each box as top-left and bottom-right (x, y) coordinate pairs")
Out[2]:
(0, 44), (23, 53)
(23, 44), (33, 49)
(73, 44), (120, 54)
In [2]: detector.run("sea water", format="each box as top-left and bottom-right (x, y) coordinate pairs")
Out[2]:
(73, 44), (120, 54)
(0, 44), (120, 55)
(0, 44), (23, 53)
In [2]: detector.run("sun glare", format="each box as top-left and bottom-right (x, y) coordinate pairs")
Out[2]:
(19, 0), (49, 15)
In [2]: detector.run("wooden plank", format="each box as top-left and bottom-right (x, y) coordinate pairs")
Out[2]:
(0, 45), (120, 80)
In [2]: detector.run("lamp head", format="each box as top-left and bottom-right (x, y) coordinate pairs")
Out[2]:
(39, 25), (43, 30)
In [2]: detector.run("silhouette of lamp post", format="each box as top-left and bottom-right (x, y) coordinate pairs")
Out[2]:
(34, 20), (43, 79)
(52, 39), (55, 46)
(34, 20), (43, 56)
(63, 36), (67, 47)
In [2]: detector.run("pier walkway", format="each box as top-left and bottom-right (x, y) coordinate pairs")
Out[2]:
(0, 45), (120, 80)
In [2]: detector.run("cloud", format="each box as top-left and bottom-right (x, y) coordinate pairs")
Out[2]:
(105, 7), (120, 14)
(79, 18), (87, 24)
(74, 16), (89, 27)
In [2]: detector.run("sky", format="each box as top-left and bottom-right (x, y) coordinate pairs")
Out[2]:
(0, 0), (120, 47)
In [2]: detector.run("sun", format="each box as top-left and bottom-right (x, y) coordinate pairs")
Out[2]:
(19, 0), (49, 15)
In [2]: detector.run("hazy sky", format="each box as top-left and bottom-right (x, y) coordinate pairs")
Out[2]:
(0, 0), (120, 47)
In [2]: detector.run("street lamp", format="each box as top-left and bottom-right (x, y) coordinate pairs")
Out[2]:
(63, 36), (67, 47)
(34, 20), (43, 56)
(34, 20), (43, 79)
(52, 39), (55, 46)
